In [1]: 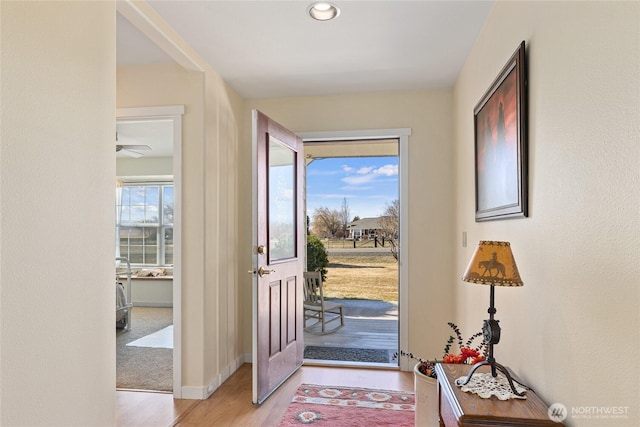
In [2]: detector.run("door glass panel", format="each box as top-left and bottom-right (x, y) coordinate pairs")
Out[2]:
(268, 136), (296, 261)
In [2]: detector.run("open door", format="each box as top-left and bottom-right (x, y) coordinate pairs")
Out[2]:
(251, 110), (305, 404)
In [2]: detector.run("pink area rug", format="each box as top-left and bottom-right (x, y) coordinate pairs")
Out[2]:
(279, 384), (415, 426)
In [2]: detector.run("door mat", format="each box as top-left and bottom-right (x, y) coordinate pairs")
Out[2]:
(279, 384), (414, 426)
(304, 346), (391, 363)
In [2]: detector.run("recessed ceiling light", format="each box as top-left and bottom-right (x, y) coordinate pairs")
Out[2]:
(308, 2), (340, 21)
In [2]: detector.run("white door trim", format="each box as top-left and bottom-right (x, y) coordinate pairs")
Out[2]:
(297, 128), (411, 370)
(116, 105), (184, 397)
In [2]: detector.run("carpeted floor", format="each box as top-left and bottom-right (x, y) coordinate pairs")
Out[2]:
(116, 307), (173, 392)
(304, 346), (391, 363)
(279, 384), (415, 426)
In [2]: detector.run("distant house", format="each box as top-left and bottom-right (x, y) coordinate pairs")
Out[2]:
(348, 217), (385, 240)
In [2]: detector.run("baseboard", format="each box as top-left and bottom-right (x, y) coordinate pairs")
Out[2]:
(180, 354), (245, 400)
(181, 385), (210, 400)
(133, 302), (173, 307)
(133, 301), (173, 308)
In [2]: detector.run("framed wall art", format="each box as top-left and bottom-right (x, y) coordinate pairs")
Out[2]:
(474, 41), (528, 221)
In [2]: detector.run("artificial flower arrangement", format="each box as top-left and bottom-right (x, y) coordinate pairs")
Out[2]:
(394, 322), (488, 379)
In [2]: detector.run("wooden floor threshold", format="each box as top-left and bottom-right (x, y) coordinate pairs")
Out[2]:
(117, 387), (173, 394)
(169, 399), (204, 427)
(303, 359), (399, 370)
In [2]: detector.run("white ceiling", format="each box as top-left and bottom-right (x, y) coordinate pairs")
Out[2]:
(116, 0), (494, 99)
(115, 1), (493, 157)
(116, 119), (174, 158)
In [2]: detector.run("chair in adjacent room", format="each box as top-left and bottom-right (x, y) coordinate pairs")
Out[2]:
(303, 271), (345, 335)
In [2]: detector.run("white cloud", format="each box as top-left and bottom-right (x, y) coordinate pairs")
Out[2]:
(342, 165), (355, 173)
(357, 166), (374, 174)
(374, 164), (398, 176)
(342, 174), (378, 185)
(340, 163), (398, 186)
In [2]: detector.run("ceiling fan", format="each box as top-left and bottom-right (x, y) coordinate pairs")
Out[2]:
(115, 133), (151, 158)
(116, 144), (151, 158)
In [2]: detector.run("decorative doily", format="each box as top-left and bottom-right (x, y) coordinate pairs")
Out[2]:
(456, 373), (527, 400)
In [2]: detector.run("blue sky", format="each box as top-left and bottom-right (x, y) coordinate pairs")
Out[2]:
(306, 156), (398, 221)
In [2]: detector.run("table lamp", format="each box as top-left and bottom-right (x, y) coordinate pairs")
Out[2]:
(456, 241), (526, 396)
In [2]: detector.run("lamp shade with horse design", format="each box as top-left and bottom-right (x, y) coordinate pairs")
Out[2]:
(462, 241), (523, 287)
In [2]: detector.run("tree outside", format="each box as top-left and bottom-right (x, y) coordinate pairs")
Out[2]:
(338, 198), (350, 238)
(311, 206), (342, 238)
(378, 199), (399, 261)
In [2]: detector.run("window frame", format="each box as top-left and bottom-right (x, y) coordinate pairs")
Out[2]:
(117, 179), (174, 267)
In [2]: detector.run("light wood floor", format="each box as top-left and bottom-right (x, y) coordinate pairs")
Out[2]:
(116, 363), (413, 427)
(116, 390), (199, 427)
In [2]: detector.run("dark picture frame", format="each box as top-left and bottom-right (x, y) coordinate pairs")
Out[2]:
(474, 41), (528, 221)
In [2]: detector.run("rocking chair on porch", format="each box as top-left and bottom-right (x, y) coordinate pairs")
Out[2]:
(303, 271), (345, 335)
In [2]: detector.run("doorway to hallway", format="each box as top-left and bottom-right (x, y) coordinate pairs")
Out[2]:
(115, 106), (184, 396)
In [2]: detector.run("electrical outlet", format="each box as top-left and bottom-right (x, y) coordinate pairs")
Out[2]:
(462, 231), (467, 247)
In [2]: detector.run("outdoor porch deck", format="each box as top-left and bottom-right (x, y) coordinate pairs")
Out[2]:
(303, 298), (399, 366)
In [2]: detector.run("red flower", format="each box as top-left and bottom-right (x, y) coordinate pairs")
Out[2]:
(460, 347), (480, 359)
(443, 354), (465, 364)
(442, 348), (485, 365)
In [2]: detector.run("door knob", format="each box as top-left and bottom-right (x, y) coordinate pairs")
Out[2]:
(257, 266), (275, 277)
(247, 267), (276, 277)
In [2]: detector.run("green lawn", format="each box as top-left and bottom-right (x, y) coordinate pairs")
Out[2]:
(322, 254), (398, 302)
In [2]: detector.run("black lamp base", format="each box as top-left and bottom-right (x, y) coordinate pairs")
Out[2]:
(455, 285), (529, 397)
(456, 285), (530, 396)
(455, 356), (527, 397)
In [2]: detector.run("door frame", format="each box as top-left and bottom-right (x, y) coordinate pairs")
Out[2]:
(116, 105), (184, 397)
(298, 128), (411, 370)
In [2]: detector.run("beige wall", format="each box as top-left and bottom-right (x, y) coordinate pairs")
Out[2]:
(453, 1), (639, 424)
(1, 2), (116, 425)
(116, 156), (173, 176)
(117, 63), (244, 395)
(242, 90), (456, 359)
